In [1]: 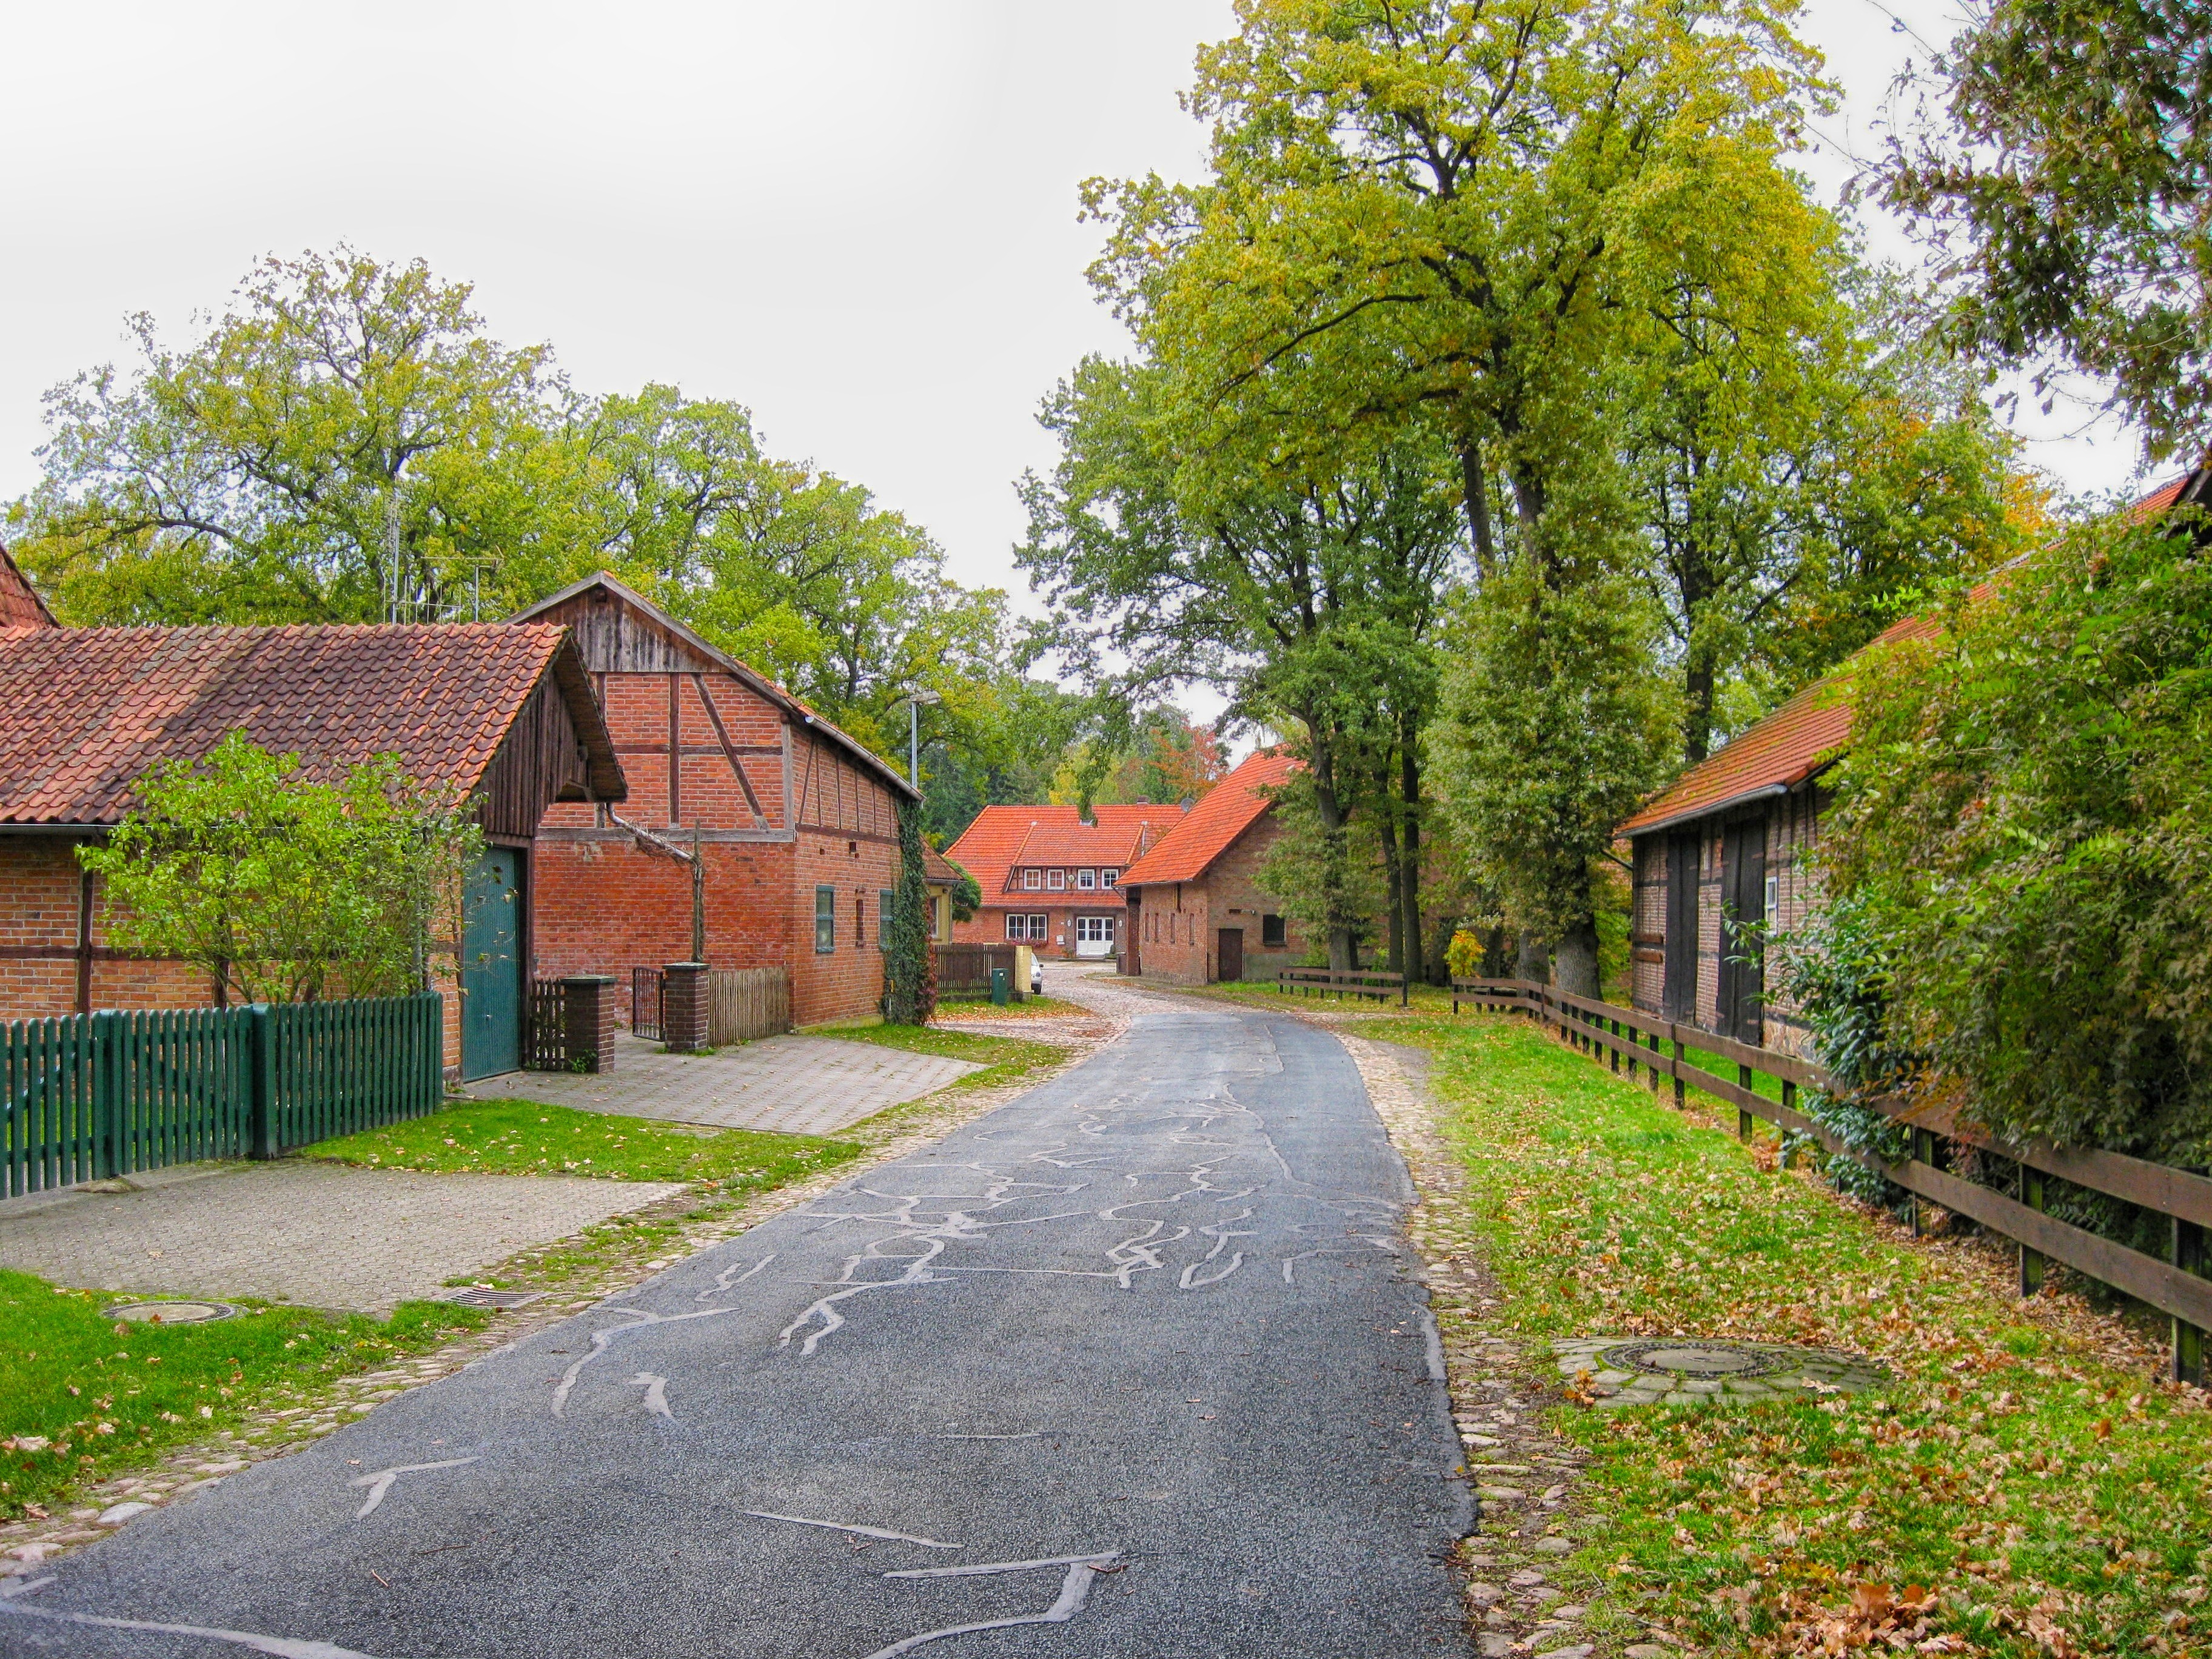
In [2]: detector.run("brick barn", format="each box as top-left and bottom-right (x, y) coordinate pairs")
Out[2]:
(943, 803), (1183, 961)
(511, 573), (922, 1030)
(0, 551), (625, 1080)
(1116, 749), (1305, 985)
(1620, 463), (2212, 1057)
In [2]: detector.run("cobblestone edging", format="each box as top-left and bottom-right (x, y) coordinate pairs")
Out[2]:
(2, 1014), (1129, 1574)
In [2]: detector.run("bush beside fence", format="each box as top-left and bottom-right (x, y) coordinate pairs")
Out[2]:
(1, 993), (443, 1199)
(1452, 977), (2212, 1383)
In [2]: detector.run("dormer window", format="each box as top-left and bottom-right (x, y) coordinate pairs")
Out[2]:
(1101, 868), (1119, 889)
(1076, 868), (1097, 890)
(1047, 868), (1066, 891)
(1023, 868), (1041, 890)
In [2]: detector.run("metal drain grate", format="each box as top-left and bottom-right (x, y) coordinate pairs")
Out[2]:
(440, 1288), (545, 1310)
(102, 1300), (239, 1325)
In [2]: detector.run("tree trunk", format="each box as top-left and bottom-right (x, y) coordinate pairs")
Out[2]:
(1515, 931), (1550, 984)
(1378, 808), (1406, 974)
(1309, 744), (1358, 973)
(1458, 439), (1495, 580)
(1553, 917), (1601, 998)
(1398, 737), (1424, 984)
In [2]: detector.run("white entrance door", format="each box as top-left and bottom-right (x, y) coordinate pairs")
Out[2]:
(1074, 914), (1116, 958)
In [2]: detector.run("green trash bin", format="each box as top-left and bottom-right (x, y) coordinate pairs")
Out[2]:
(990, 966), (1010, 1007)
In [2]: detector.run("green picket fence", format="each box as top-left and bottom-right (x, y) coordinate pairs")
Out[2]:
(1, 993), (443, 1199)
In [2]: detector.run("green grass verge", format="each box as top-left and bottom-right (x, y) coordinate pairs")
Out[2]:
(1353, 1010), (2211, 1657)
(300, 1099), (860, 1190)
(0, 1272), (484, 1521)
(825, 1022), (1070, 1095)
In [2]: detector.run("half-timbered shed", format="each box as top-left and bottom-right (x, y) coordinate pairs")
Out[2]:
(1619, 462), (2212, 1057)
(0, 594), (623, 1079)
(512, 572), (922, 1030)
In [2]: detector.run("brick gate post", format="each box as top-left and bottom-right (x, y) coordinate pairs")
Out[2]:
(558, 975), (619, 1073)
(661, 962), (709, 1053)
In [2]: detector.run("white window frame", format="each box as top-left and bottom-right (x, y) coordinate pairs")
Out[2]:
(1028, 913), (1047, 940)
(1047, 868), (1066, 891)
(1006, 912), (1026, 941)
(1022, 868), (1041, 891)
(1100, 869), (1118, 889)
(1076, 868), (1096, 890)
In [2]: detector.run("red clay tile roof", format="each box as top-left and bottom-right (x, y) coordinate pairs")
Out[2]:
(945, 803), (1185, 902)
(0, 546), (55, 629)
(0, 623), (622, 826)
(1119, 748), (1299, 886)
(1619, 466), (2206, 837)
(921, 843), (961, 885)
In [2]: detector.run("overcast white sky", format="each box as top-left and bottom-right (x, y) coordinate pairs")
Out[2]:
(0, 0), (2156, 624)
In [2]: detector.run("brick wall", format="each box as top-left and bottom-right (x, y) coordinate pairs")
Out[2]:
(952, 900), (1127, 960)
(1631, 836), (1666, 1014)
(0, 836), (221, 1020)
(1195, 814), (1302, 982)
(1134, 882), (1212, 983)
(530, 665), (902, 1031)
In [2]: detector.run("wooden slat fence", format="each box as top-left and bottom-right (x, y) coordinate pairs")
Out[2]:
(1451, 977), (2212, 1382)
(936, 944), (1018, 999)
(1, 993), (443, 1198)
(708, 968), (789, 1045)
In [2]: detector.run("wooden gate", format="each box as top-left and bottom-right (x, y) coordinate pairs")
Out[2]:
(708, 968), (789, 1045)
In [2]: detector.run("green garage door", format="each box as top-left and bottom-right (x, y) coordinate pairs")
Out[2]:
(461, 848), (523, 1082)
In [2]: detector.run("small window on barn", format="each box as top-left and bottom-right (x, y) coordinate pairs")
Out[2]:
(1100, 868), (1118, 888)
(855, 893), (865, 947)
(879, 889), (895, 948)
(815, 885), (836, 953)
(1022, 868), (1041, 891)
(1262, 914), (1286, 947)
(1076, 868), (1096, 890)
(1047, 868), (1066, 891)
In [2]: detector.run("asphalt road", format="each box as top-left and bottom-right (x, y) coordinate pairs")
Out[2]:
(1, 994), (1472, 1658)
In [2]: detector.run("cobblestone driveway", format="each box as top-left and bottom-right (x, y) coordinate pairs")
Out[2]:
(0, 1162), (685, 1311)
(469, 1032), (979, 1135)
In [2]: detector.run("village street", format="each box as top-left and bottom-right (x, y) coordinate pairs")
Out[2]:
(0, 984), (1472, 1658)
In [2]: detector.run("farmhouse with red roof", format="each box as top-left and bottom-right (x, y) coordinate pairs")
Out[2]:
(943, 803), (1181, 960)
(1620, 462), (2211, 1056)
(1116, 748), (1305, 984)
(0, 566), (624, 1078)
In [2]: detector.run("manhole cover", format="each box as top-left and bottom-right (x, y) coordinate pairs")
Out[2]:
(441, 1288), (545, 1310)
(1552, 1336), (1885, 1407)
(1603, 1341), (1783, 1378)
(102, 1301), (238, 1325)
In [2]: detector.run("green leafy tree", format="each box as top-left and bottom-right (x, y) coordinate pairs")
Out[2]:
(1430, 563), (1679, 988)
(78, 731), (484, 1006)
(9, 248), (562, 623)
(1883, 0), (2212, 458)
(1081, 0), (1825, 990)
(1809, 504), (2212, 1163)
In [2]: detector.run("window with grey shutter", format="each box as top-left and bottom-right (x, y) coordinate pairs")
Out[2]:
(879, 889), (894, 948)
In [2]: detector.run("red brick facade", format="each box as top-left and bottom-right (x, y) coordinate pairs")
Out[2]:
(516, 575), (917, 1030)
(1118, 751), (1307, 986)
(943, 805), (1182, 962)
(1125, 813), (1306, 985)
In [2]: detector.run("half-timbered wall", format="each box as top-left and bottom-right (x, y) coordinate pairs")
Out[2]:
(525, 587), (904, 1029)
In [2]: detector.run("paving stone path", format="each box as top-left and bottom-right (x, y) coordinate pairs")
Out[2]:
(472, 1032), (979, 1135)
(0, 1162), (686, 1312)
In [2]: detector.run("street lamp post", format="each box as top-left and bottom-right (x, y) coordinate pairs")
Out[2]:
(903, 689), (942, 789)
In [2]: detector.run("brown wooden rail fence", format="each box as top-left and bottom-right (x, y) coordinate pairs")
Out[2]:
(1450, 977), (2212, 1384)
(1, 993), (444, 1199)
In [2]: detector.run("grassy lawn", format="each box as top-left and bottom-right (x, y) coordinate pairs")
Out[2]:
(825, 1021), (1071, 1094)
(301, 1098), (859, 1192)
(1356, 1010), (2210, 1658)
(927, 993), (1083, 1021)
(0, 1273), (483, 1523)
